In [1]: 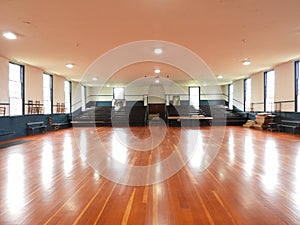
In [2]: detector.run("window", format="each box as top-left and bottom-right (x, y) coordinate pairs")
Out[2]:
(64, 81), (71, 113)
(81, 85), (86, 111)
(264, 70), (275, 112)
(244, 78), (251, 112)
(113, 87), (125, 100)
(9, 62), (24, 116)
(228, 84), (233, 110)
(189, 86), (200, 109)
(296, 61), (300, 112)
(43, 73), (53, 114)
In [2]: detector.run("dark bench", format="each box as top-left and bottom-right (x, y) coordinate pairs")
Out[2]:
(27, 122), (47, 135)
(277, 120), (300, 134)
(167, 115), (213, 126)
(0, 130), (14, 136)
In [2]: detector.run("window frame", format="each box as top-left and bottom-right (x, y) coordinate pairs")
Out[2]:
(8, 62), (24, 116)
(43, 73), (53, 114)
(244, 78), (251, 112)
(295, 61), (300, 112)
(81, 85), (86, 112)
(188, 86), (200, 109)
(64, 80), (72, 114)
(264, 70), (275, 112)
(113, 87), (125, 100)
(228, 83), (233, 110)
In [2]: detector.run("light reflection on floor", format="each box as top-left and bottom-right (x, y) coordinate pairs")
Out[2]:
(41, 143), (54, 189)
(244, 135), (255, 176)
(6, 154), (25, 214)
(262, 139), (279, 190)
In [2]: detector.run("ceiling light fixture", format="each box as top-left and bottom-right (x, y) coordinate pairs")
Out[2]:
(217, 75), (223, 79)
(242, 59), (251, 66)
(92, 77), (98, 81)
(154, 48), (163, 55)
(2, 31), (17, 40)
(66, 63), (74, 68)
(154, 69), (160, 74)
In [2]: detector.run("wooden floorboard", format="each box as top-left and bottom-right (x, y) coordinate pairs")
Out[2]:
(0, 126), (299, 224)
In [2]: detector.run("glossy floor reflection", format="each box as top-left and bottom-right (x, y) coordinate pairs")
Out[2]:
(0, 127), (299, 224)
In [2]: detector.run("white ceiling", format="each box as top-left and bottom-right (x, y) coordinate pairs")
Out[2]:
(0, 0), (300, 86)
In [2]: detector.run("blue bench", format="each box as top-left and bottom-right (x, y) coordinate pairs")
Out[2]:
(0, 130), (14, 136)
(277, 120), (300, 134)
(27, 122), (47, 135)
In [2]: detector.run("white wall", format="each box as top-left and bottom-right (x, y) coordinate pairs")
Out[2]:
(84, 82), (226, 106)
(25, 66), (43, 102)
(0, 58), (69, 115)
(221, 85), (228, 102)
(0, 57), (9, 103)
(274, 61), (295, 111)
(2, 55), (297, 114)
(251, 71), (264, 111)
(0, 57), (9, 115)
(246, 60), (296, 112)
(53, 75), (66, 103)
(72, 81), (82, 112)
(200, 85), (224, 100)
(233, 79), (244, 110)
(86, 86), (113, 103)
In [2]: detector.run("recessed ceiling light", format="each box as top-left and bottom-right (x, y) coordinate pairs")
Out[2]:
(217, 75), (223, 79)
(154, 69), (160, 74)
(66, 63), (74, 68)
(154, 48), (163, 55)
(242, 59), (251, 66)
(2, 31), (17, 40)
(155, 78), (160, 83)
(106, 84), (110, 87)
(92, 77), (98, 81)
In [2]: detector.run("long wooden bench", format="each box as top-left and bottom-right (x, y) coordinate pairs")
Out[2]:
(27, 121), (47, 135)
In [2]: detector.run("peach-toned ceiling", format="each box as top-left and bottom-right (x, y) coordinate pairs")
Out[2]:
(0, 0), (300, 86)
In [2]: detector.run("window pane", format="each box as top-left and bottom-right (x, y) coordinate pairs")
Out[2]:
(9, 81), (21, 98)
(245, 78), (251, 112)
(43, 73), (52, 114)
(229, 84), (233, 110)
(296, 62), (300, 112)
(81, 85), (86, 111)
(9, 63), (23, 116)
(114, 87), (125, 99)
(9, 63), (21, 82)
(43, 74), (51, 88)
(265, 70), (275, 112)
(64, 81), (71, 113)
(9, 98), (22, 116)
(189, 86), (200, 109)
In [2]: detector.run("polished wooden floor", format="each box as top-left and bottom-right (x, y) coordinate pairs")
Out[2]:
(0, 126), (300, 225)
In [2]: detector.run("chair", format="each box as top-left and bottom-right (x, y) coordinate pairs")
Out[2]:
(56, 102), (61, 113)
(28, 100), (34, 114)
(35, 101), (43, 114)
(60, 103), (65, 113)
(0, 107), (6, 116)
